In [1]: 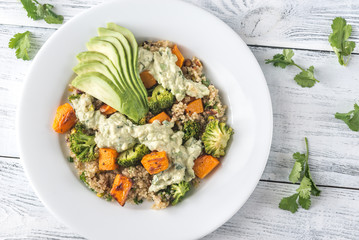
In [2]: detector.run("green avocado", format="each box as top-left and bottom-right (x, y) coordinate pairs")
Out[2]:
(88, 36), (147, 109)
(97, 27), (147, 101)
(71, 72), (146, 122)
(76, 51), (122, 86)
(73, 61), (124, 93)
(106, 23), (148, 99)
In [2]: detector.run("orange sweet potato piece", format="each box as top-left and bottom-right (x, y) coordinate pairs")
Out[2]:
(141, 151), (169, 175)
(99, 148), (119, 171)
(193, 155), (220, 179)
(99, 104), (117, 115)
(140, 70), (157, 89)
(52, 103), (77, 133)
(172, 44), (184, 68)
(110, 174), (133, 206)
(186, 99), (204, 115)
(149, 112), (171, 124)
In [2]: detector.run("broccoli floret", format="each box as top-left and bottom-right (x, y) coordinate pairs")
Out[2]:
(117, 144), (150, 167)
(69, 124), (98, 162)
(170, 181), (191, 205)
(148, 85), (174, 115)
(202, 120), (233, 158)
(182, 120), (200, 142)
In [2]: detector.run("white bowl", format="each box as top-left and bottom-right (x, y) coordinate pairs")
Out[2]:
(17, 0), (273, 239)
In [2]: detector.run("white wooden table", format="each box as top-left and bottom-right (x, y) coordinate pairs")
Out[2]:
(1, 0), (359, 239)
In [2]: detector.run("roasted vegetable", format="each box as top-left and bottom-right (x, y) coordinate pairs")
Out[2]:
(186, 98), (204, 115)
(69, 123), (98, 162)
(99, 148), (119, 170)
(99, 104), (117, 115)
(52, 103), (77, 133)
(141, 151), (169, 175)
(193, 155), (220, 179)
(202, 120), (233, 158)
(149, 112), (171, 124)
(182, 120), (200, 142)
(140, 70), (157, 89)
(170, 181), (191, 205)
(110, 174), (133, 206)
(117, 144), (150, 167)
(148, 85), (174, 115)
(171, 44), (184, 67)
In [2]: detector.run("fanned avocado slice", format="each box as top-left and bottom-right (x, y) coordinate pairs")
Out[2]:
(106, 23), (147, 99)
(73, 61), (124, 94)
(71, 72), (146, 122)
(89, 36), (147, 110)
(76, 51), (122, 86)
(97, 27), (147, 101)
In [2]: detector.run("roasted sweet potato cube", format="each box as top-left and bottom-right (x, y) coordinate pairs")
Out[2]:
(141, 151), (169, 175)
(110, 174), (133, 206)
(52, 103), (77, 133)
(193, 155), (219, 179)
(186, 99), (204, 116)
(171, 44), (184, 68)
(140, 70), (157, 89)
(99, 148), (119, 171)
(99, 104), (117, 115)
(149, 112), (171, 124)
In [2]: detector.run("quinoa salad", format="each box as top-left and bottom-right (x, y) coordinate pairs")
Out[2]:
(52, 23), (233, 209)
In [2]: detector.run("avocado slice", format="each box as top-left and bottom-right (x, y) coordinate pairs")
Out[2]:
(106, 23), (148, 99)
(73, 61), (124, 94)
(88, 36), (147, 109)
(71, 72), (146, 122)
(97, 27), (147, 101)
(76, 51), (122, 87)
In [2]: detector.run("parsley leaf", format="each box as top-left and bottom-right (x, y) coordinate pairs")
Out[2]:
(265, 49), (319, 88)
(20, 0), (63, 24)
(329, 17), (356, 66)
(279, 193), (299, 213)
(294, 66), (319, 88)
(8, 31), (31, 60)
(335, 103), (359, 131)
(279, 137), (320, 213)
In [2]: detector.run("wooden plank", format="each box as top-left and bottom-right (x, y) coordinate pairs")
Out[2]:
(1, 157), (358, 239)
(1, 0), (359, 52)
(1, 24), (359, 188)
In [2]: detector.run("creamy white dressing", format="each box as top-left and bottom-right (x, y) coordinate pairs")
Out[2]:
(72, 94), (203, 191)
(137, 47), (209, 101)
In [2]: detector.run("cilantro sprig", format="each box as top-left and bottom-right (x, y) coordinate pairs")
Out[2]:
(20, 0), (63, 24)
(329, 17), (356, 66)
(279, 137), (321, 213)
(265, 49), (319, 88)
(8, 31), (31, 60)
(335, 103), (359, 131)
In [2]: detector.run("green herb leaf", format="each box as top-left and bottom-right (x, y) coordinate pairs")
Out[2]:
(289, 161), (303, 183)
(20, 0), (63, 24)
(298, 196), (311, 210)
(335, 103), (359, 131)
(266, 49), (318, 88)
(329, 17), (356, 66)
(294, 66), (319, 88)
(279, 137), (320, 213)
(265, 49), (294, 68)
(296, 176), (312, 199)
(8, 31), (31, 60)
(279, 193), (299, 213)
(67, 156), (74, 162)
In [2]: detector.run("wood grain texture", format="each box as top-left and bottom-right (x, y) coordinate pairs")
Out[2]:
(1, 156), (358, 240)
(2, 0), (359, 52)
